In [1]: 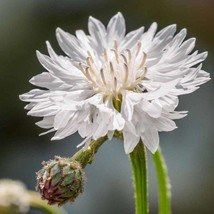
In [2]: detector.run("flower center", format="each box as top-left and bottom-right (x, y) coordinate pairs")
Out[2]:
(79, 41), (147, 97)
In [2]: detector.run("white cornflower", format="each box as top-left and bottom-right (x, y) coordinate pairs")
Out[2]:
(20, 12), (210, 154)
(0, 179), (29, 213)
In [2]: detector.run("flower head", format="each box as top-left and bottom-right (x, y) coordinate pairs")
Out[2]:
(36, 156), (85, 206)
(20, 12), (210, 154)
(0, 179), (29, 213)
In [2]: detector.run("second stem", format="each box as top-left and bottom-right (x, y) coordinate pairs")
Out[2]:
(129, 141), (148, 214)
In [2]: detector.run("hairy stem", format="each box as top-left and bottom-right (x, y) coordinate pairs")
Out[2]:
(71, 136), (108, 168)
(129, 141), (148, 214)
(29, 191), (67, 214)
(152, 147), (171, 214)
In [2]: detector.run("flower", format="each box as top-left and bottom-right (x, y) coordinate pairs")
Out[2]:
(20, 12), (210, 154)
(0, 179), (29, 213)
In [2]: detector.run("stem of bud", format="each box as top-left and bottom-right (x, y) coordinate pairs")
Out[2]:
(29, 191), (67, 214)
(71, 136), (108, 168)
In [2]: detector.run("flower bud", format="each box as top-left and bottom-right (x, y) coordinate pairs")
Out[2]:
(36, 156), (85, 206)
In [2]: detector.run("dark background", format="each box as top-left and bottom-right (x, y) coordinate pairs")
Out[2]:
(0, 0), (213, 213)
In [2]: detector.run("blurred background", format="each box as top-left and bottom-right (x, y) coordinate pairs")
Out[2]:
(0, 0), (213, 213)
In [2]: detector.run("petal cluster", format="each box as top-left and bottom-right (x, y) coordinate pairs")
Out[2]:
(20, 12), (210, 154)
(0, 179), (29, 213)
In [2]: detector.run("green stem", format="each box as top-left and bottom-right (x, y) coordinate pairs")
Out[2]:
(129, 141), (148, 214)
(71, 136), (108, 168)
(152, 147), (171, 214)
(29, 191), (67, 214)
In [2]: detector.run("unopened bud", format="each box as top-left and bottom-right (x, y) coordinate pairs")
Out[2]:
(36, 156), (85, 206)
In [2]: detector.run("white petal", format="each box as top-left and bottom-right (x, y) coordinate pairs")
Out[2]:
(163, 111), (188, 119)
(56, 28), (87, 59)
(121, 91), (143, 121)
(141, 22), (158, 51)
(141, 100), (162, 118)
(95, 102), (125, 131)
(36, 116), (54, 129)
(123, 131), (140, 154)
(155, 24), (176, 41)
(164, 28), (187, 57)
(78, 121), (93, 138)
(77, 136), (92, 148)
(28, 103), (59, 117)
(107, 130), (114, 140)
(120, 27), (144, 49)
(88, 16), (106, 48)
(30, 72), (63, 89)
(54, 110), (74, 130)
(36, 51), (85, 84)
(157, 95), (178, 112)
(52, 119), (78, 140)
(148, 24), (176, 55)
(153, 117), (177, 131)
(93, 120), (108, 139)
(141, 127), (159, 153)
(75, 30), (94, 52)
(20, 89), (44, 101)
(184, 51), (208, 67)
(39, 128), (55, 136)
(107, 12), (126, 43)
(143, 79), (180, 100)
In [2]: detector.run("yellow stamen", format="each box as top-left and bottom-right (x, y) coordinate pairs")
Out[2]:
(123, 63), (129, 83)
(100, 68), (107, 85)
(121, 54), (128, 64)
(104, 48), (108, 61)
(114, 40), (118, 51)
(114, 77), (117, 91)
(137, 52), (147, 70)
(87, 51), (94, 63)
(111, 49), (119, 64)
(136, 42), (141, 57)
(85, 67), (96, 85)
(86, 57), (95, 74)
(109, 62), (115, 77)
(79, 63), (86, 75)
(135, 67), (147, 84)
(125, 49), (132, 63)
